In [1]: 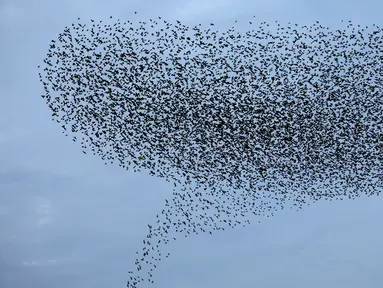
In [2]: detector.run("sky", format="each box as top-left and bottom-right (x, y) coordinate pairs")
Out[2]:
(0, 0), (383, 287)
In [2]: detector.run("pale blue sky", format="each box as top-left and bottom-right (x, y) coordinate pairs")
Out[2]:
(1, 0), (383, 287)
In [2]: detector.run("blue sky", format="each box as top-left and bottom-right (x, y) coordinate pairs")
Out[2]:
(1, 0), (383, 287)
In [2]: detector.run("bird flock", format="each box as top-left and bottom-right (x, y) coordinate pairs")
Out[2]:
(38, 14), (382, 287)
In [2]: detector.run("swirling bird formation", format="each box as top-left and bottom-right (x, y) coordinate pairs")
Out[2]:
(38, 15), (382, 287)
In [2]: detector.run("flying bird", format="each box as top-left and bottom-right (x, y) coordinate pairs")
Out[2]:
(37, 15), (383, 287)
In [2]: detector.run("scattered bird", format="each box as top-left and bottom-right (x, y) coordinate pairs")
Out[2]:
(38, 13), (382, 288)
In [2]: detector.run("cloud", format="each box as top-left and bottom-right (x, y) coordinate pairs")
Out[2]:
(0, 169), (70, 264)
(175, 0), (235, 22)
(34, 197), (53, 227)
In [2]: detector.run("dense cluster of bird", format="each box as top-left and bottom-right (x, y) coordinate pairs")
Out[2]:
(38, 14), (382, 287)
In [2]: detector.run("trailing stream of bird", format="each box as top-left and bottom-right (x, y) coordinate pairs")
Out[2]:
(38, 14), (382, 287)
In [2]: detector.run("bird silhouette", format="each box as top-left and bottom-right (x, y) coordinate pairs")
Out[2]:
(38, 13), (382, 288)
